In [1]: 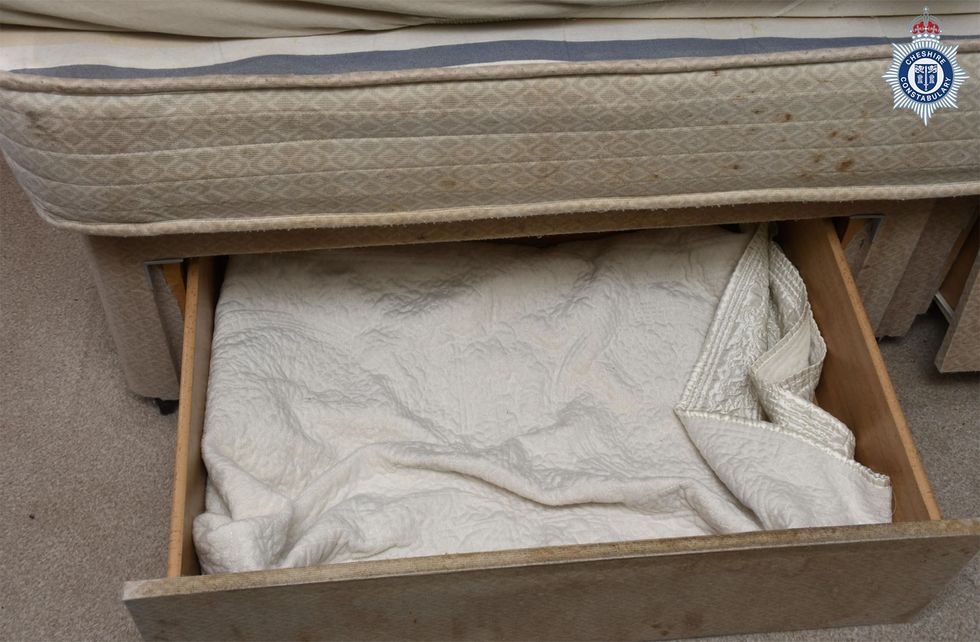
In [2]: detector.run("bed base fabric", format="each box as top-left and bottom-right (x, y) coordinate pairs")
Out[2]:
(78, 199), (933, 398)
(874, 198), (978, 337)
(936, 215), (980, 372)
(937, 258), (980, 372)
(837, 197), (979, 368)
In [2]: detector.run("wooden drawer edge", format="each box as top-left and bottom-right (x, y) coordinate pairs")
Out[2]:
(124, 523), (979, 641)
(166, 257), (217, 578)
(779, 219), (941, 522)
(128, 519), (980, 600)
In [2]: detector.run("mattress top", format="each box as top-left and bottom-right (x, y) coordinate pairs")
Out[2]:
(3, 13), (979, 79)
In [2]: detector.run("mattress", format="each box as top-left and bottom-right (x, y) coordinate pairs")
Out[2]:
(195, 225), (891, 575)
(1, 12), (978, 237)
(6, 1), (979, 38)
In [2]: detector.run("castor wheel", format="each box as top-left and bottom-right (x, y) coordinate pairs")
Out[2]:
(154, 398), (179, 415)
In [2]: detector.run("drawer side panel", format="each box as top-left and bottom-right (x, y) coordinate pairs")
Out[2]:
(779, 219), (941, 522)
(166, 257), (217, 577)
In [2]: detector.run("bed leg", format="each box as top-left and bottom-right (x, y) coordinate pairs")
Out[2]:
(82, 236), (181, 399)
(154, 398), (179, 416)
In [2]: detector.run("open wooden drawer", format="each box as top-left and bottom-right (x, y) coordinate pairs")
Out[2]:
(123, 218), (980, 641)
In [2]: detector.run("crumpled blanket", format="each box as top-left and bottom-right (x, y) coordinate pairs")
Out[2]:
(194, 225), (891, 574)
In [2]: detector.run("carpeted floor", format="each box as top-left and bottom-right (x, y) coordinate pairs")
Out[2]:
(0, 159), (977, 641)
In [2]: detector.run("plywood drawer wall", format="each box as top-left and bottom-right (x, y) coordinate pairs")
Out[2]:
(123, 218), (980, 641)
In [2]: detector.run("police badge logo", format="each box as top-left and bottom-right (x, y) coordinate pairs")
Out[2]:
(883, 7), (967, 125)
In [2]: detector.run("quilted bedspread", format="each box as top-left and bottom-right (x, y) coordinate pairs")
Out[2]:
(194, 225), (891, 574)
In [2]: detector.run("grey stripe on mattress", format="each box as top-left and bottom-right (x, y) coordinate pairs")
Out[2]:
(11, 36), (958, 79)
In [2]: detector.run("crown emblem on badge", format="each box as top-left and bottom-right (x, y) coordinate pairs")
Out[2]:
(910, 7), (942, 39)
(883, 6), (967, 125)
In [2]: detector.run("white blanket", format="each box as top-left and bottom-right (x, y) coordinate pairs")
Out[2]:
(194, 226), (891, 574)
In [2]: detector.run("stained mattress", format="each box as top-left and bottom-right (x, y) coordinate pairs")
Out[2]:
(0, 13), (978, 236)
(195, 225), (891, 574)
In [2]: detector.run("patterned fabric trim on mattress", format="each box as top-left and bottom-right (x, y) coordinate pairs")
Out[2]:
(0, 23), (978, 236)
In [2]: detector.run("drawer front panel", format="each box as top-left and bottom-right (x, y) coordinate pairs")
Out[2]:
(125, 524), (979, 641)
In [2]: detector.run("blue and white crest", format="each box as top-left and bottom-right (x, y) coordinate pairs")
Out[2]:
(883, 7), (967, 125)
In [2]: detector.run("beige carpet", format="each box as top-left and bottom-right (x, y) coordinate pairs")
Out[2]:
(1, 159), (977, 641)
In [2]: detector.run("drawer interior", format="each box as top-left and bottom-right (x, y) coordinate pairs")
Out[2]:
(165, 218), (941, 579)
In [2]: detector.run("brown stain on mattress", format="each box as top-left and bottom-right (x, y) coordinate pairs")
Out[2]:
(812, 153), (824, 164)
(829, 131), (839, 139)
(836, 159), (855, 172)
(22, 110), (52, 135)
(783, 113), (793, 122)
(845, 133), (860, 142)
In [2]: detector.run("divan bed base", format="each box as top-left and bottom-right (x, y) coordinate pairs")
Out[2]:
(936, 214), (980, 372)
(86, 199), (943, 399)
